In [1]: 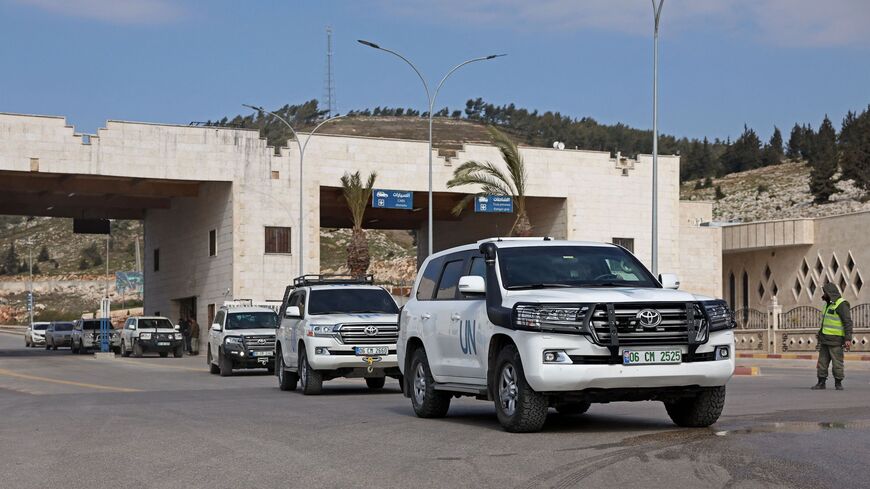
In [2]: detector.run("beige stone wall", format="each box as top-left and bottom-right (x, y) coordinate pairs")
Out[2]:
(677, 201), (722, 298)
(723, 211), (870, 312)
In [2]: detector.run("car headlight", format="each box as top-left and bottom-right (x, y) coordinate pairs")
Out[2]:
(307, 324), (337, 337)
(512, 304), (593, 334)
(224, 336), (244, 345)
(701, 300), (736, 332)
(175, 333), (183, 340)
(139, 333), (152, 340)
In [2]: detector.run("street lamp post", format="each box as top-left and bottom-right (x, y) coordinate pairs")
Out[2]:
(357, 40), (504, 258)
(651, 0), (664, 277)
(243, 105), (344, 277)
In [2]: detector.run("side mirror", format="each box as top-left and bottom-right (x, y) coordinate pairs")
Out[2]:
(659, 273), (680, 290)
(174, 324), (181, 331)
(211, 323), (222, 332)
(284, 306), (301, 318)
(129, 324), (136, 330)
(458, 275), (486, 295)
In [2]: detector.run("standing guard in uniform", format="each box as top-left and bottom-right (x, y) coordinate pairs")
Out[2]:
(812, 283), (854, 391)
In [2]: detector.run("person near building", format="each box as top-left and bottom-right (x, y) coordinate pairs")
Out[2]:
(812, 283), (854, 391)
(179, 316), (192, 354)
(189, 317), (200, 355)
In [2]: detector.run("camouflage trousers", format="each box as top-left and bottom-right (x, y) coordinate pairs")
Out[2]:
(817, 344), (845, 380)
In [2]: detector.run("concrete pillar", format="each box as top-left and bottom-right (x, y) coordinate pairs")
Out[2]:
(769, 296), (782, 354)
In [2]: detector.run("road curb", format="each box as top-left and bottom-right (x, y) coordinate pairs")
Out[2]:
(738, 353), (870, 361)
(733, 366), (760, 376)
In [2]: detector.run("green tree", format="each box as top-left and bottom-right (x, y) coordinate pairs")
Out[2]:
(761, 127), (784, 166)
(82, 243), (103, 267)
(839, 106), (870, 195)
(714, 185), (726, 200)
(37, 245), (50, 262)
(1, 243), (19, 275)
(786, 123), (803, 159)
(340, 171), (377, 277)
(720, 126), (762, 174)
(808, 116), (838, 203)
(447, 126), (531, 236)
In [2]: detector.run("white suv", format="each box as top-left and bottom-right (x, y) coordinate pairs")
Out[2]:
(398, 238), (735, 432)
(119, 316), (184, 357)
(207, 304), (278, 376)
(275, 276), (401, 395)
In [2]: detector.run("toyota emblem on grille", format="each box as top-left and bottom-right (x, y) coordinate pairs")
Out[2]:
(364, 326), (379, 336)
(257, 338), (266, 344)
(636, 309), (662, 328)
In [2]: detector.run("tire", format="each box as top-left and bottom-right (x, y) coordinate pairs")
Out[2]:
(70, 340), (79, 354)
(366, 377), (386, 390)
(45, 342), (51, 351)
(218, 349), (233, 377)
(276, 352), (298, 391)
(173, 345), (184, 358)
(409, 348), (451, 418)
(555, 400), (591, 416)
(53, 344), (58, 351)
(298, 349), (322, 395)
(159, 352), (169, 358)
(120, 340), (131, 357)
(207, 347), (219, 374)
(665, 386), (726, 428)
(493, 344), (548, 433)
(25, 338), (31, 348)
(132, 341), (143, 358)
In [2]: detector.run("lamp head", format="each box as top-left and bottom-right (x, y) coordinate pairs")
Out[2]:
(357, 39), (381, 49)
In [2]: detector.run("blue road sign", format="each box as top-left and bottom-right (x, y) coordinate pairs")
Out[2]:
(474, 195), (514, 213)
(372, 189), (414, 210)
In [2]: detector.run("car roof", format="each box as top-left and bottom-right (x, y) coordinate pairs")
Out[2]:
(219, 306), (277, 314)
(132, 316), (172, 320)
(427, 238), (618, 261)
(302, 284), (387, 291)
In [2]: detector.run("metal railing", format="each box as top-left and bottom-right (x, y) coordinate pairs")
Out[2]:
(778, 306), (822, 330)
(734, 308), (767, 330)
(851, 303), (870, 329)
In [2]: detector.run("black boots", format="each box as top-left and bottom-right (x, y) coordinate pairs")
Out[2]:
(811, 378), (826, 390)
(835, 380), (844, 391)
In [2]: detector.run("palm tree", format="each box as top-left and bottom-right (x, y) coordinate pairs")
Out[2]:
(341, 170), (377, 276)
(447, 126), (531, 236)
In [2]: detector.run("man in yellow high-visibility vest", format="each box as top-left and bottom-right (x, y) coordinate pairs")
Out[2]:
(812, 283), (854, 390)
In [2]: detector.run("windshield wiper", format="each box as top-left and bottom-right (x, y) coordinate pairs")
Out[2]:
(506, 283), (575, 290)
(345, 310), (392, 314)
(585, 282), (628, 287)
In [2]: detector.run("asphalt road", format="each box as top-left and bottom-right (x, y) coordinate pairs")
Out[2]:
(1, 332), (869, 489)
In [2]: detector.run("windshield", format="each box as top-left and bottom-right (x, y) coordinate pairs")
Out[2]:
(54, 323), (73, 331)
(226, 312), (278, 330)
(308, 289), (399, 315)
(498, 246), (658, 289)
(82, 321), (110, 330)
(32, 323), (49, 331)
(138, 319), (174, 330)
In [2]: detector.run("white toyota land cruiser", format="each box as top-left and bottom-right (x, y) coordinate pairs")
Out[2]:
(275, 275), (402, 395)
(207, 303), (279, 376)
(398, 238), (735, 432)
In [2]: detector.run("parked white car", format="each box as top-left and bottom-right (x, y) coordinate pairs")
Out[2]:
(25, 321), (50, 347)
(398, 238), (736, 432)
(275, 276), (401, 395)
(207, 304), (278, 376)
(119, 316), (184, 358)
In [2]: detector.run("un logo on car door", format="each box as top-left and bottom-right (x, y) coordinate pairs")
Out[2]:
(459, 320), (477, 355)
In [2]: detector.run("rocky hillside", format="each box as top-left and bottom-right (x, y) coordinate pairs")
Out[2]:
(681, 161), (870, 222)
(320, 228), (417, 285)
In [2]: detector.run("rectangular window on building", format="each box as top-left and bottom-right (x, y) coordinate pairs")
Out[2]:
(153, 248), (160, 272)
(209, 229), (217, 257)
(612, 237), (634, 253)
(265, 226), (292, 254)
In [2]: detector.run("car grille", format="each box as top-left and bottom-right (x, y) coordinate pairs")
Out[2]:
(243, 335), (276, 352)
(337, 324), (399, 345)
(590, 303), (694, 346)
(154, 333), (175, 341)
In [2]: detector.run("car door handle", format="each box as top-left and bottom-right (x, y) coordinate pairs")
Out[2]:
(450, 313), (461, 321)
(421, 313), (431, 320)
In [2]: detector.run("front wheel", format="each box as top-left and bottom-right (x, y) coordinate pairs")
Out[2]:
(493, 344), (548, 433)
(365, 377), (386, 390)
(132, 341), (143, 358)
(120, 340), (131, 357)
(173, 345), (184, 358)
(409, 348), (450, 418)
(299, 349), (322, 395)
(207, 347), (219, 374)
(218, 349), (233, 377)
(70, 341), (79, 354)
(276, 353), (298, 391)
(664, 386), (726, 428)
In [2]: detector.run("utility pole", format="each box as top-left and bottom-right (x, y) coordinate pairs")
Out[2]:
(324, 26), (336, 117)
(651, 0), (665, 277)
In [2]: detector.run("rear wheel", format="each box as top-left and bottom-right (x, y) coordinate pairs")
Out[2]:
(493, 345), (548, 433)
(365, 377), (386, 390)
(409, 348), (450, 418)
(207, 347), (219, 374)
(665, 386), (726, 428)
(218, 349), (233, 377)
(299, 349), (322, 395)
(276, 352), (298, 391)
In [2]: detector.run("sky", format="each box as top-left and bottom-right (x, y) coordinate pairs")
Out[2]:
(0, 0), (868, 142)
